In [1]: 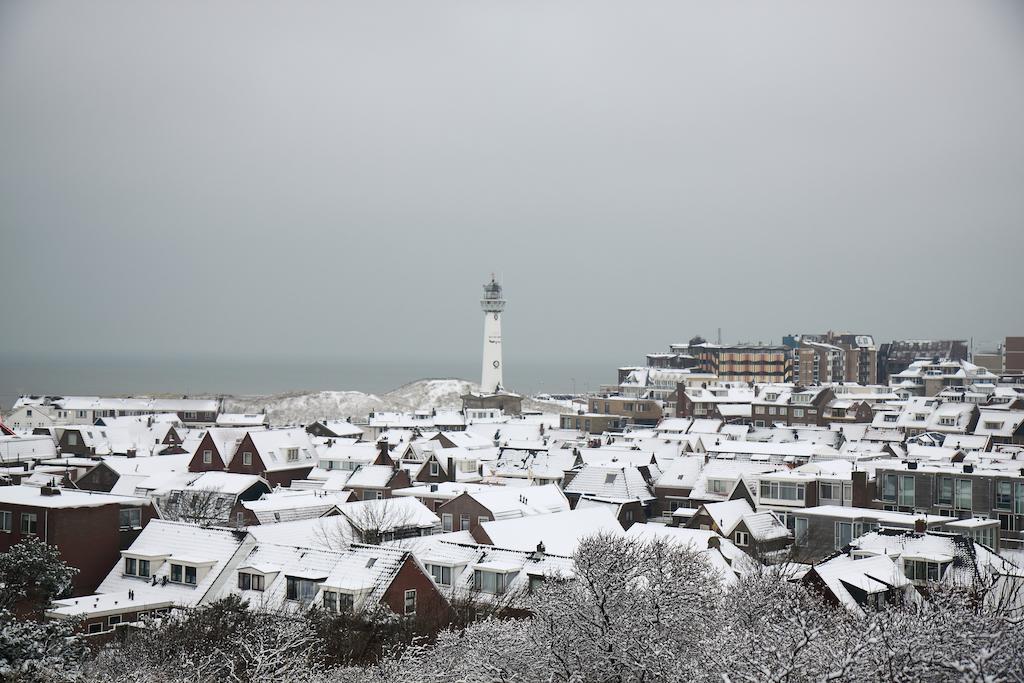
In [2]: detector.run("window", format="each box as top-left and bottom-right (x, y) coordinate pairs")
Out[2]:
(834, 522), (853, 550)
(108, 615), (122, 627)
(996, 482), (1012, 510)
(819, 483), (839, 502)
(428, 564), (452, 586)
(184, 566), (197, 585)
(238, 572), (265, 591)
(460, 514), (470, 531)
(67, 432), (78, 446)
(881, 474), (897, 502)
(759, 481), (805, 502)
(904, 559), (944, 582)
(285, 447), (299, 462)
(709, 479), (730, 495)
(477, 516), (490, 526)
(119, 508), (142, 530)
(138, 559), (150, 578)
(323, 590), (354, 613)
(429, 461), (440, 476)
(202, 450), (212, 464)
(242, 452), (252, 466)
(734, 531), (749, 547)
(286, 577), (318, 603)
(404, 589), (417, 615)
(125, 558), (137, 576)
(473, 570), (513, 595)
(88, 622), (103, 634)
(794, 517), (808, 545)
(1016, 483), (1024, 515)
(955, 479), (972, 510)
(0, 511), (11, 533)
(898, 476), (915, 508)
(793, 408), (804, 418)
(441, 514), (453, 532)
(170, 564), (183, 583)
(20, 512), (37, 535)
(936, 478), (954, 506)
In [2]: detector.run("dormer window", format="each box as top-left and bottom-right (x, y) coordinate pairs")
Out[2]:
(285, 576), (319, 603)
(429, 461), (440, 477)
(286, 447), (299, 462)
(323, 590), (354, 613)
(473, 565), (518, 595)
(170, 564), (197, 585)
(124, 558), (151, 578)
(202, 450), (213, 464)
(426, 563), (454, 586)
(983, 421), (1004, 430)
(237, 572), (265, 591)
(938, 417), (955, 426)
(242, 452), (253, 466)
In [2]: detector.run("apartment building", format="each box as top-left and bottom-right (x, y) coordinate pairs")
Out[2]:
(889, 359), (999, 397)
(785, 333), (877, 385)
(586, 396), (664, 426)
(1006, 336), (1024, 374)
(869, 461), (1024, 550)
(672, 342), (790, 383)
(877, 339), (968, 383)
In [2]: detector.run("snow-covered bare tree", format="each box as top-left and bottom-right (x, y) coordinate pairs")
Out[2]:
(0, 609), (83, 683)
(0, 536), (78, 617)
(159, 487), (234, 527)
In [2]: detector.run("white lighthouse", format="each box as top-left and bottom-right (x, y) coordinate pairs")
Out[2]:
(480, 275), (505, 393)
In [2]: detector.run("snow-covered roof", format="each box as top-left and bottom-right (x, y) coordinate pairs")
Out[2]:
(477, 506), (623, 555)
(465, 483), (570, 520)
(0, 484), (149, 509)
(564, 464), (654, 503)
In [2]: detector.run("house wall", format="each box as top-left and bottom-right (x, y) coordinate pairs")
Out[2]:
(0, 500), (156, 595)
(76, 464), (119, 493)
(435, 494), (493, 535)
(188, 433), (228, 472)
(379, 556), (451, 626)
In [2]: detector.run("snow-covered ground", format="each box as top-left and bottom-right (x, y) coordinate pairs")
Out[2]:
(222, 378), (563, 426)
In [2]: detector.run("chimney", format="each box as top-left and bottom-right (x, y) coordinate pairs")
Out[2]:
(914, 518), (926, 533)
(962, 464), (974, 474)
(447, 457), (456, 483)
(127, 449), (137, 459)
(40, 485), (61, 496)
(907, 461), (917, 470)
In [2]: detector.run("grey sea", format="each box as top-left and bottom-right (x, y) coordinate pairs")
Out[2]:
(0, 352), (616, 410)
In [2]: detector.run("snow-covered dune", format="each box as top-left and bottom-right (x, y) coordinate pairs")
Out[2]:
(223, 378), (477, 425)
(222, 378), (564, 426)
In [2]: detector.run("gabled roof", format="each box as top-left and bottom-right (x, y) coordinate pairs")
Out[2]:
(344, 465), (399, 488)
(808, 554), (916, 614)
(477, 507), (623, 556)
(563, 464), (654, 503)
(464, 483), (570, 520)
(698, 499), (754, 535)
(94, 520), (252, 607)
(241, 428), (318, 471)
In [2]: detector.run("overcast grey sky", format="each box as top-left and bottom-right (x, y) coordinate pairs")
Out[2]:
(1, 0), (1022, 371)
